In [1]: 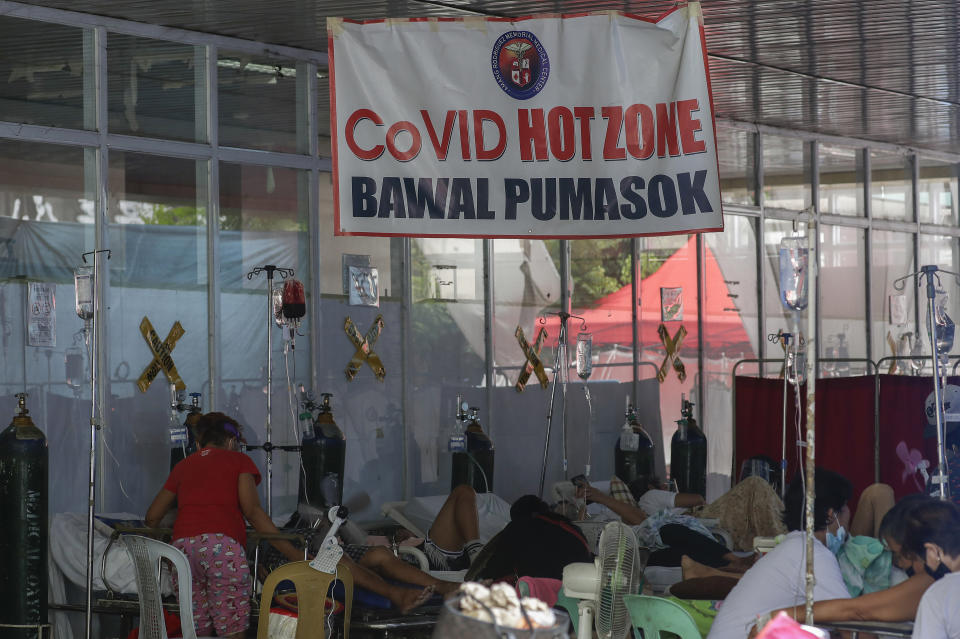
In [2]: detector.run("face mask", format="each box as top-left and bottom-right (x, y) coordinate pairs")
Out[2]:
(826, 514), (846, 555)
(924, 562), (951, 581)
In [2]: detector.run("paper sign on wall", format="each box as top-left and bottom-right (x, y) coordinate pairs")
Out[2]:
(28, 282), (56, 347)
(329, 4), (723, 238)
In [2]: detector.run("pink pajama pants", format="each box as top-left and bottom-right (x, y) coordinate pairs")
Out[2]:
(173, 533), (251, 636)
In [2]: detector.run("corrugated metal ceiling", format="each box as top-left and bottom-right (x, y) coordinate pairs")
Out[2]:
(9, 0), (960, 154)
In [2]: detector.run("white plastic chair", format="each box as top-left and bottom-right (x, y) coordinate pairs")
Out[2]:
(121, 535), (214, 639)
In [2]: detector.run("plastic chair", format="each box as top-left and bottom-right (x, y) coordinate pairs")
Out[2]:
(555, 587), (580, 631)
(623, 594), (701, 639)
(120, 534), (213, 639)
(257, 560), (353, 639)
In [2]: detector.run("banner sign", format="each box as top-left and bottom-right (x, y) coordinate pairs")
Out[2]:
(329, 4), (723, 238)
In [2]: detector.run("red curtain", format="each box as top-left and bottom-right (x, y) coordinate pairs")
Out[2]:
(734, 375), (946, 511)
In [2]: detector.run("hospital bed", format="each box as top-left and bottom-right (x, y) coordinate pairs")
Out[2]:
(550, 480), (736, 593)
(48, 511), (446, 639)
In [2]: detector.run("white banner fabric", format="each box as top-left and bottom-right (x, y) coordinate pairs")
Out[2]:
(329, 4), (723, 238)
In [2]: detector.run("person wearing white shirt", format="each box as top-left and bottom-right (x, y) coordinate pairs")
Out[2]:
(900, 500), (960, 639)
(707, 468), (854, 639)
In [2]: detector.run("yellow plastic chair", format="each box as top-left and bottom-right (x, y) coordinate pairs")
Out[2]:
(257, 560), (353, 639)
(622, 594), (701, 639)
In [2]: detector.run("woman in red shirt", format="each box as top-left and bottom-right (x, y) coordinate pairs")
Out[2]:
(147, 412), (304, 638)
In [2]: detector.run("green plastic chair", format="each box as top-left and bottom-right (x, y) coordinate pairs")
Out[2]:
(555, 587), (579, 631)
(623, 594), (701, 639)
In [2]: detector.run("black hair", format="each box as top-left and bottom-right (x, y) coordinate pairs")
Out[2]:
(878, 493), (934, 546)
(902, 499), (960, 559)
(511, 495), (550, 521)
(783, 468), (852, 532)
(195, 411), (243, 448)
(627, 475), (661, 502)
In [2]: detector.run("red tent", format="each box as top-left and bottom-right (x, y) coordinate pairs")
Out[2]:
(544, 237), (753, 355)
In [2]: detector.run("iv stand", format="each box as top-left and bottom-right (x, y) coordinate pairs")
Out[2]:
(767, 329), (803, 500)
(893, 264), (960, 501)
(82, 249), (110, 639)
(246, 264), (295, 516)
(537, 311), (587, 498)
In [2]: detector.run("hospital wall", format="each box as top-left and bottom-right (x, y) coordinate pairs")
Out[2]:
(2, 13), (960, 521)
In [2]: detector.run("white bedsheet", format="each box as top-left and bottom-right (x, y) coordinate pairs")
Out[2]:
(50, 512), (173, 639)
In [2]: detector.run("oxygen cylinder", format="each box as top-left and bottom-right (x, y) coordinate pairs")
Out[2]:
(170, 393), (202, 470)
(614, 398), (655, 485)
(451, 405), (494, 494)
(0, 394), (48, 639)
(299, 393), (346, 509)
(670, 396), (707, 496)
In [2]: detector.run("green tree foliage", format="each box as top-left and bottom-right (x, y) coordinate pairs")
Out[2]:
(138, 204), (205, 226)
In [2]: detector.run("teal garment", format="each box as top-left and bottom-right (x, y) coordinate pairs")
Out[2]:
(837, 535), (892, 596)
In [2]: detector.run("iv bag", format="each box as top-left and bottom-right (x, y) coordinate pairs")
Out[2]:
(576, 332), (593, 380)
(282, 279), (306, 320)
(778, 237), (808, 312)
(74, 265), (94, 320)
(935, 290), (955, 356)
(274, 279), (306, 328)
(272, 287), (286, 328)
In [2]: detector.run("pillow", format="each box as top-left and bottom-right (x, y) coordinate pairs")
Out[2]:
(609, 476), (638, 507)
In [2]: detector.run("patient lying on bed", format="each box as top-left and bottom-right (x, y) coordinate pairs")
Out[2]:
(577, 477), (757, 573)
(262, 484), (491, 607)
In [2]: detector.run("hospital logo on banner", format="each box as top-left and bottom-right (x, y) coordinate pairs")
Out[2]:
(329, 3), (723, 238)
(491, 31), (549, 100)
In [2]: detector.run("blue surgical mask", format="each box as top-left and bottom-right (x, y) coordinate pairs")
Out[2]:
(826, 515), (846, 555)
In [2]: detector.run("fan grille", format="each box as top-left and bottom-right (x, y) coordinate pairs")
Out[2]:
(595, 521), (638, 639)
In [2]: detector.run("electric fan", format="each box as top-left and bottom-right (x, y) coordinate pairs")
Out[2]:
(562, 520), (641, 639)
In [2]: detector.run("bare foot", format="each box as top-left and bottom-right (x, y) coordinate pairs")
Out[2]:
(681, 555), (710, 580)
(433, 580), (461, 598)
(396, 585), (436, 613)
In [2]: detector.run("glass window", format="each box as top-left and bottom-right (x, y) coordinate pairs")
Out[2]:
(819, 143), (863, 216)
(0, 17), (89, 130)
(490, 238), (562, 500)
(317, 173), (395, 296)
(820, 225), (867, 375)
(704, 215), (758, 496)
(219, 162), (311, 514)
(569, 239), (634, 382)
(103, 152), (209, 511)
(316, 173), (402, 514)
(638, 234), (697, 471)
(763, 135), (811, 211)
(107, 34), (203, 141)
(871, 149), (912, 221)
(870, 230), (916, 372)
(918, 158), (959, 226)
(218, 52), (305, 153)
(318, 71), (331, 157)
(0, 139), (95, 515)
(410, 237), (486, 495)
(717, 127), (756, 206)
